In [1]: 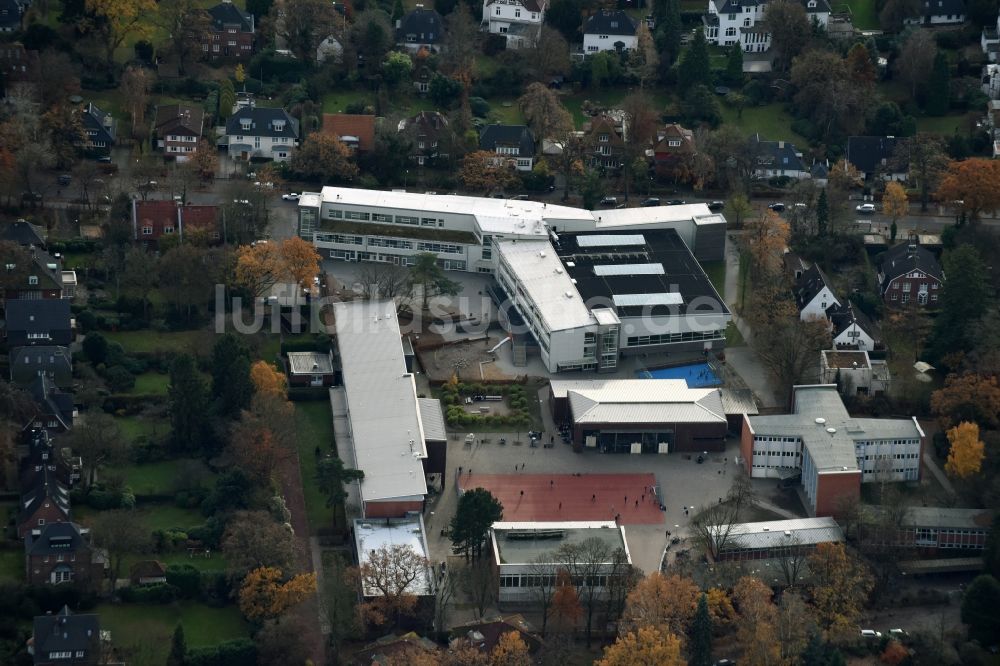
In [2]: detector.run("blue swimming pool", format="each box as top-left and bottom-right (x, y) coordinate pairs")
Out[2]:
(636, 362), (722, 388)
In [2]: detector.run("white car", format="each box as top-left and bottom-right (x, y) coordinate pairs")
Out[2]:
(856, 203), (876, 214)
(282, 192), (300, 201)
(860, 629), (882, 638)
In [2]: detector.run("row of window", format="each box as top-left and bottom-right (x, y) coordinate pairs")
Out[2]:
(755, 436), (800, 444)
(314, 232), (364, 245)
(417, 241), (463, 254)
(860, 453), (919, 461)
(625, 330), (724, 347)
(499, 574), (611, 588)
(47, 651), (86, 659)
(752, 450), (801, 458)
(325, 208), (444, 227)
(368, 237), (413, 249)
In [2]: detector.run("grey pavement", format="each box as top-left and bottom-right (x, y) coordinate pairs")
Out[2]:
(921, 452), (956, 497)
(309, 536), (333, 636)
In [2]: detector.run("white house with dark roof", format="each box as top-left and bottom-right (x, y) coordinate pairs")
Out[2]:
(827, 302), (878, 351)
(904, 0), (965, 24)
(479, 124), (536, 171)
(224, 106), (299, 161)
(397, 6), (444, 53)
(483, 0), (546, 48)
(583, 9), (637, 54)
(751, 134), (809, 180)
(704, 0), (829, 52)
(794, 265), (839, 321)
(846, 136), (907, 181)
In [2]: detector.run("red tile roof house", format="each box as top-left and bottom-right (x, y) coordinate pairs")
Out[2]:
(131, 200), (220, 247)
(321, 113), (376, 153)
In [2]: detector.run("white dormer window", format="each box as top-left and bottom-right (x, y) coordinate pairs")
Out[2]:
(164, 226), (175, 234)
(808, 0), (816, 6)
(495, 7), (500, 14)
(668, 139), (681, 146)
(240, 119), (251, 131)
(610, 20), (618, 27)
(28, 275), (38, 285)
(515, 8), (520, 16)
(273, 120), (286, 131)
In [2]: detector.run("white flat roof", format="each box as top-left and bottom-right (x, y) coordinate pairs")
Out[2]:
(722, 517), (844, 551)
(593, 263), (664, 276)
(354, 516), (433, 596)
(491, 521), (630, 565)
(552, 378), (727, 424)
(594, 203), (713, 227)
(496, 240), (594, 331)
(576, 234), (646, 247)
(334, 300), (428, 504)
(287, 351), (333, 375)
(612, 293), (683, 307)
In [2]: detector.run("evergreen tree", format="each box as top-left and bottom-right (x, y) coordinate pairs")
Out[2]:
(655, 0), (683, 70)
(986, 515), (1000, 579)
(890, 220), (898, 242)
(926, 51), (950, 116)
(168, 354), (211, 454)
(449, 488), (504, 561)
(816, 189), (829, 236)
(392, 0), (405, 22)
(962, 575), (1000, 645)
(928, 244), (992, 362)
(689, 593), (713, 666)
(167, 624), (187, 666)
(724, 42), (744, 87)
(678, 28), (711, 93)
(219, 79), (236, 120)
(800, 631), (846, 666)
(211, 333), (254, 418)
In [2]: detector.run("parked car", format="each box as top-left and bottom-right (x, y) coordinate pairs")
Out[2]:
(666, 199), (686, 205)
(768, 202), (785, 212)
(639, 197), (660, 207)
(282, 193), (300, 201)
(860, 630), (882, 638)
(510, 194), (530, 201)
(707, 200), (725, 211)
(856, 203), (876, 214)
(96, 155), (112, 163)
(888, 628), (907, 638)
(600, 196), (618, 207)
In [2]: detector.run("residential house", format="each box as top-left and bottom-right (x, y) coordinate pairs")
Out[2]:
(316, 35), (344, 64)
(782, 249), (810, 281)
(751, 134), (809, 180)
(0, 0), (23, 33)
(810, 160), (829, 187)
(583, 9), (637, 54)
(1, 249), (63, 303)
(413, 63), (433, 95)
(10, 346), (72, 388)
(131, 200), (220, 246)
(351, 634), (441, 665)
(827, 301), (879, 351)
(4, 299), (73, 347)
(1, 219), (47, 248)
(876, 240), (944, 308)
(0, 43), (40, 90)
(79, 103), (116, 156)
(652, 123), (695, 176)
(704, 0), (830, 52)
(583, 112), (626, 169)
(846, 136), (907, 181)
(482, 0), (546, 49)
(225, 107), (300, 161)
(322, 113), (376, 153)
(820, 349), (890, 396)
(904, 0), (966, 25)
(449, 616), (543, 656)
(30, 606), (102, 666)
(129, 560), (168, 586)
(398, 111), (451, 165)
(397, 6), (444, 53)
(153, 104), (205, 161)
(25, 522), (106, 589)
(982, 63), (1000, 99)
(204, 1), (255, 59)
(19, 428), (81, 491)
(25, 375), (76, 435)
(982, 14), (1000, 61)
(479, 124), (536, 171)
(491, 521), (632, 608)
(18, 464), (71, 539)
(286, 351), (335, 387)
(794, 265), (840, 322)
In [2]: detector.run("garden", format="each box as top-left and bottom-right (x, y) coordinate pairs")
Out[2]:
(437, 380), (544, 431)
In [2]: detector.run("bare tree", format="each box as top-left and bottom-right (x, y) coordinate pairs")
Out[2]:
(528, 554), (559, 637)
(434, 564), (459, 631)
(774, 535), (808, 588)
(558, 537), (629, 647)
(91, 509), (152, 594)
(460, 560), (496, 620)
(66, 412), (128, 488)
(357, 262), (411, 303)
(357, 543), (431, 628)
(691, 472), (757, 560)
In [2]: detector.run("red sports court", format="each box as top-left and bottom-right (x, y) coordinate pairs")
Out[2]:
(457, 472), (663, 525)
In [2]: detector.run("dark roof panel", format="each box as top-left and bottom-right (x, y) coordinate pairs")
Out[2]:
(584, 9), (637, 35)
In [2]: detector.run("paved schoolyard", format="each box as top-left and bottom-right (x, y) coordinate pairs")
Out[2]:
(458, 472), (663, 525)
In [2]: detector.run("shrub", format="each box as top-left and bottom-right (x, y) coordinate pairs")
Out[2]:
(165, 564), (201, 599)
(470, 96), (490, 117)
(103, 366), (136, 392)
(82, 332), (108, 365)
(186, 638), (257, 666)
(119, 583), (179, 604)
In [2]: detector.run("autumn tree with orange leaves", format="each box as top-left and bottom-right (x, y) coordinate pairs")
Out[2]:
(281, 236), (322, 294)
(931, 373), (1000, 430)
(459, 150), (522, 193)
(233, 238), (321, 300)
(250, 361), (287, 399)
(620, 572), (699, 637)
(743, 209), (790, 282)
(238, 566), (317, 623)
(596, 626), (686, 666)
(550, 570), (583, 634)
(733, 576), (781, 666)
(488, 631), (532, 666)
(807, 543), (874, 642)
(945, 421), (985, 479)
(936, 158), (1000, 221)
(356, 543), (430, 629)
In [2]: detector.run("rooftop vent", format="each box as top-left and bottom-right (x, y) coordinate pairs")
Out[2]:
(539, 251), (546, 258)
(784, 530), (792, 537)
(564, 291), (573, 298)
(826, 427), (837, 435)
(814, 417), (826, 425)
(554, 267), (563, 274)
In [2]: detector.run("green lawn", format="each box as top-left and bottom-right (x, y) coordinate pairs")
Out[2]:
(122, 459), (214, 496)
(321, 90), (373, 114)
(482, 99), (526, 126)
(122, 550), (227, 574)
(720, 104), (807, 144)
(96, 602), (248, 664)
(117, 414), (169, 443)
(725, 321), (746, 347)
(834, 0), (879, 30)
(75, 504), (205, 532)
(562, 90), (673, 127)
(0, 549), (22, 582)
(126, 372), (170, 395)
(104, 330), (210, 354)
(294, 402), (336, 532)
(915, 114), (965, 136)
